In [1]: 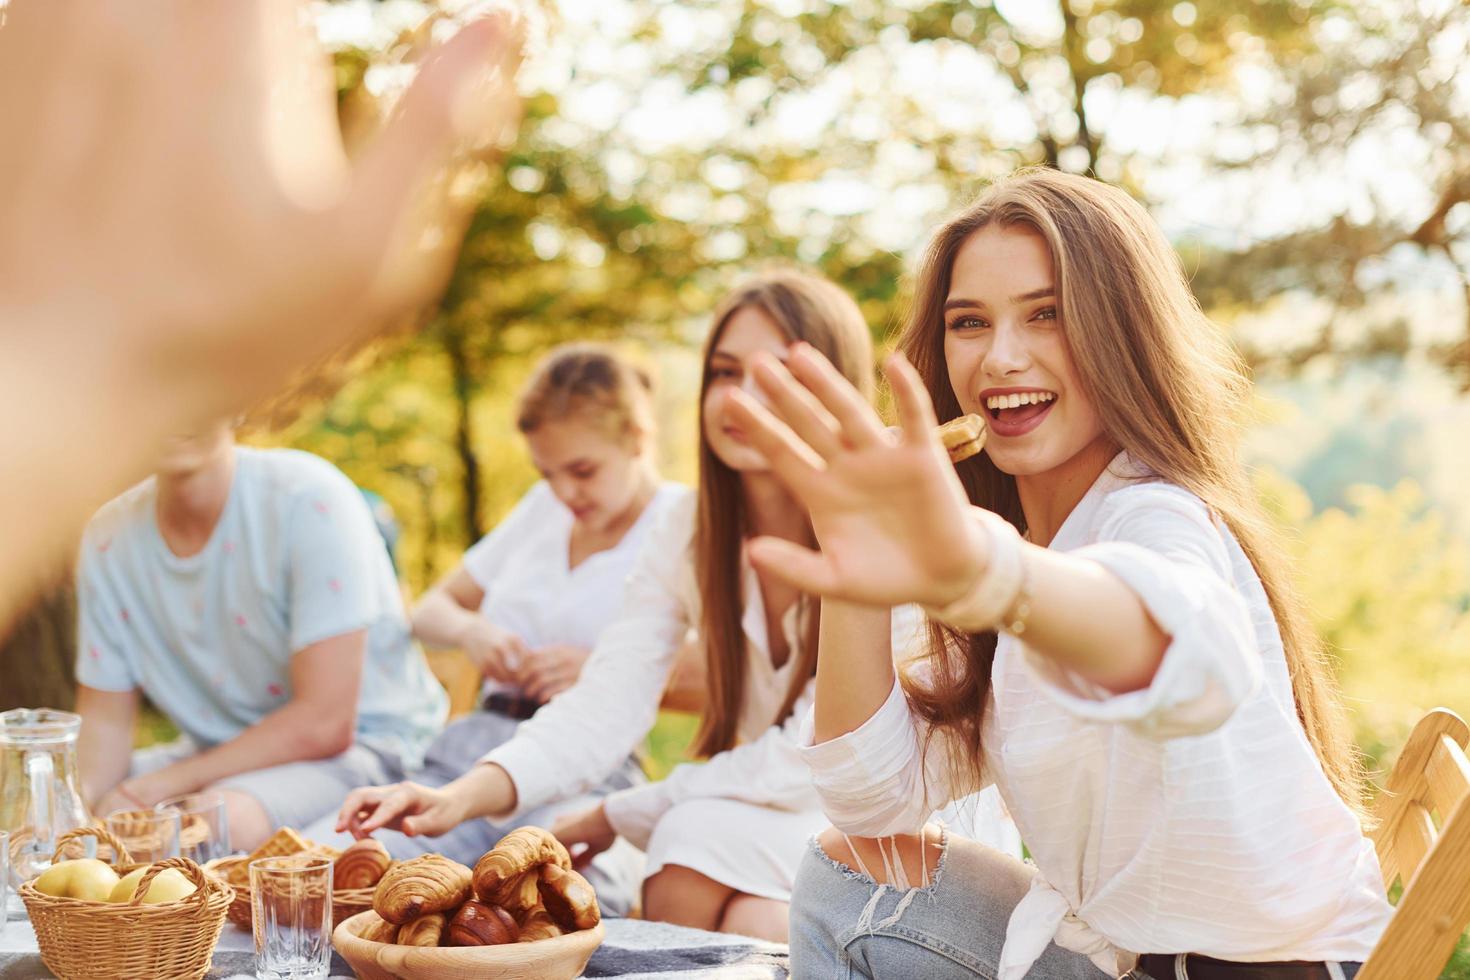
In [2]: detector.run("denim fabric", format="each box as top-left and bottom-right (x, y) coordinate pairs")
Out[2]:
(788, 832), (1107, 979)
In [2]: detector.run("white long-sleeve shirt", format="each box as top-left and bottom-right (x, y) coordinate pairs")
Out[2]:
(799, 454), (1391, 978)
(481, 492), (915, 843)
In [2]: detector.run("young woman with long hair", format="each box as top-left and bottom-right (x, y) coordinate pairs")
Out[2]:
(729, 169), (1390, 978)
(334, 269), (1015, 941)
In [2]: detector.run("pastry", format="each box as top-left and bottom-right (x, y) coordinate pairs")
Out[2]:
(516, 903), (564, 943)
(372, 854), (473, 925)
(488, 870), (542, 913)
(334, 838), (392, 890)
(358, 911), (400, 944)
(537, 864), (600, 931)
(447, 900), (519, 946)
(937, 413), (987, 464)
(245, 827), (310, 865)
(472, 826), (571, 903)
(396, 911), (447, 947)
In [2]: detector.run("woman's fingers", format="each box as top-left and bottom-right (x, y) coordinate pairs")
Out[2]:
(748, 352), (844, 460)
(787, 343), (889, 449)
(885, 352), (942, 442)
(400, 800), (452, 838)
(746, 536), (846, 599)
(727, 388), (826, 488)
(357, 787), (421, 834)
(337, 788), (383, 834)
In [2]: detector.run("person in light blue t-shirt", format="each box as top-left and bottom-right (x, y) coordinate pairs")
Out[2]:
(74, 419), (447, 850)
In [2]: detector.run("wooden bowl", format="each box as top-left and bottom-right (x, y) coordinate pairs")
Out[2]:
(332, 909), (605, 980)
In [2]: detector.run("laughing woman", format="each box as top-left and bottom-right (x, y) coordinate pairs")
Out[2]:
(729, 170), (1391, 978)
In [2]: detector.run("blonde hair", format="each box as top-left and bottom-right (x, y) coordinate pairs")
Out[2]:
(692, 268), (875, 757)
(899, 169), (1365, 814)
(516, 344), (655, 446)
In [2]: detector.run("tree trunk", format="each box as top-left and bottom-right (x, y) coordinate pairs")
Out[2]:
(444, 329), (484, 547)
(0, 578), (78, 712)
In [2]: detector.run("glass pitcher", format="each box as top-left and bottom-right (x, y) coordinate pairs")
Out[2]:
(0, 709), (91, 896)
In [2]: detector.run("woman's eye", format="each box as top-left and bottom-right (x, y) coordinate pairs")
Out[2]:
(1033, 307), (1057, 322)
(571, 468), (596, 480)
(710, 367), (739, 381)
(948, 316), (987, 332)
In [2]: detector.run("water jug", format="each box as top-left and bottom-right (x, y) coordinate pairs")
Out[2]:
(0, 709), (91, 896)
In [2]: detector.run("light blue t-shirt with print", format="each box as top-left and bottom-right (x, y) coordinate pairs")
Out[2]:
(75, 447), (447, 768)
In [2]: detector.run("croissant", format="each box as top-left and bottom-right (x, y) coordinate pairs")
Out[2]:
(472, 826), (571, 902)
(537, 863), (600, 931)
(396, 911), (447, 947)
(488, 870), (542, 913)
(516, 903), (565, 943)
(372, 854), (473, 925)
(334, 838), (393, 890)
(357, 911), (400, 944)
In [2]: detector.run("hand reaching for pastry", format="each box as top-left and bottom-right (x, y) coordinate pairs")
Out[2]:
(337, 780), (467, 840)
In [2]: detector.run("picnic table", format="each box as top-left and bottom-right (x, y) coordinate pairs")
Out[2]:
(0, 909), (789, 979)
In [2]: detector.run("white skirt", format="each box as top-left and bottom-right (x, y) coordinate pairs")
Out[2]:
(642, 797), (832, 902)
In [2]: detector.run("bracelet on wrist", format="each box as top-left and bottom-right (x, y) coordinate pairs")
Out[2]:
(922, 508), (1027, 633)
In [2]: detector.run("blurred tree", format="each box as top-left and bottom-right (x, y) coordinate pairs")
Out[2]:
(1257, 469), (1470, 771)
(1187, 1), (1470, 385)
(279, 0), (1366, 590)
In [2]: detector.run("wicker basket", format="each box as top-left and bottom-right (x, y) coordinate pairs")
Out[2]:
(204, 851), (373, 930)
(19, 827), (234, 980)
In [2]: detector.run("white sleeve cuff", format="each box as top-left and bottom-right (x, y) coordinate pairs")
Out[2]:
(797, 678), (931, 836)
(603, 784), (666, 852)
(478, 738), (561, 821)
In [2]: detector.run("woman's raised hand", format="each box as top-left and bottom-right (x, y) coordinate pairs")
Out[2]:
(728, 345), (989, 610)
(0, 1), (523, 623)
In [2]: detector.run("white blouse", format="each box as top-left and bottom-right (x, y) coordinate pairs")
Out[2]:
(461, 481), (687, 700)
(798, 454), (1392, 978)
(479, 492), (919, 848)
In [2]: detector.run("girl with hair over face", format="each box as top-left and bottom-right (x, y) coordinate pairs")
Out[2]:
(336, 268), (1015, 940)
(325, 343), (683, 914)
(730, 170), (1391, 978)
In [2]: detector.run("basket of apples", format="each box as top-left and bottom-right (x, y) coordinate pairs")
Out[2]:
(19, 826), (234, 980)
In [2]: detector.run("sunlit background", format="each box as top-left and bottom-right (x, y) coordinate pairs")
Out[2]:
(4, 0), (1469, 962)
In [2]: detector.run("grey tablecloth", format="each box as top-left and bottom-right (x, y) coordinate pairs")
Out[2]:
(0, 910), (789, 979)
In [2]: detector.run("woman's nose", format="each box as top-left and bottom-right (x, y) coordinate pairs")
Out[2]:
(982, 323), (1029, 377)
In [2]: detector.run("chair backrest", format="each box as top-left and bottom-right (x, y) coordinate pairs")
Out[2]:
(1358, 708), (1470, 980)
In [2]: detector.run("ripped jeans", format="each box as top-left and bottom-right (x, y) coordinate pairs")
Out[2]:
(788, 830), (1107, 980)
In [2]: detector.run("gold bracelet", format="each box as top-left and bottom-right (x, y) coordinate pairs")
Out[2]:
(999, 548), (1033, 636)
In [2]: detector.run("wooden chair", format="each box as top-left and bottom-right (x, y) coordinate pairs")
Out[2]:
(1358, 707), (1470, 979)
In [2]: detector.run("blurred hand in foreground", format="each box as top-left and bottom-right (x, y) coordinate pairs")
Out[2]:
(0, 0), (523, 628)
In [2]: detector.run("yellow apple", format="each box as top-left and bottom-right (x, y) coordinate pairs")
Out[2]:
(108, 866), (197, 904)
(32, 859), (121, 901)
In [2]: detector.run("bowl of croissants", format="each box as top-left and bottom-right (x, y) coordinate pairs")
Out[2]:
(332, 826), (604, 980)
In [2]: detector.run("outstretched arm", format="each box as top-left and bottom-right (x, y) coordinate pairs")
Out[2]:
(728, 344), (1168, 694)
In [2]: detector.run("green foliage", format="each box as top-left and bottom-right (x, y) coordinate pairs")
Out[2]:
(1257, 470), (1470, 772)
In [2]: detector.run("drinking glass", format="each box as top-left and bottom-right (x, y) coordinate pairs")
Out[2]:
(157, 791), (231, 864)
(250, 856), (333, 980)
(103, 808), (181, 863)
(1, 829), (10, 929)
